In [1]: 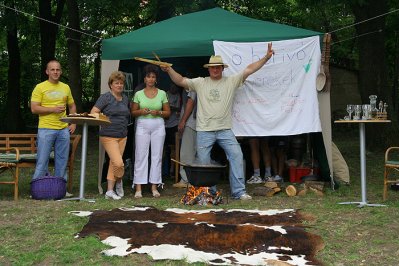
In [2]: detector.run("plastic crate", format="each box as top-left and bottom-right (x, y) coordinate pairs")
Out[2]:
(289, 167), (319, 183)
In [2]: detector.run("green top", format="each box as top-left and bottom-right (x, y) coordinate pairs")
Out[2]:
(133, 89), (168, 118)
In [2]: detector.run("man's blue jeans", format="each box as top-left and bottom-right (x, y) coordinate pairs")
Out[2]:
(33, 128), (70, 180)
(197, 129), (246, 199)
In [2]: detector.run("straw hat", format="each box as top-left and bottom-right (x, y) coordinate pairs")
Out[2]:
(203, 55), (229, 68)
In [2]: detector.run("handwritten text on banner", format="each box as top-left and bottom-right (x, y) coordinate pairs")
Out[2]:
(213, 36), (322, 136)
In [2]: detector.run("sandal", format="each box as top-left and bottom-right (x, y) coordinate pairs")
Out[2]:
(134, 191), (142, 198)
(152, 189), (160, 198)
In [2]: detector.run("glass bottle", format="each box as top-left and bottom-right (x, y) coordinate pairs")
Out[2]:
(383, 103), (388, 120)
(369, 95), (378, 119)
(378, 101), (383, 112)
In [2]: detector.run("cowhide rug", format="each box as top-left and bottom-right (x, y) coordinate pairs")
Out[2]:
(70, 206), (324, 265)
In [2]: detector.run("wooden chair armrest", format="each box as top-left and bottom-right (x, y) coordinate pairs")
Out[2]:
(69, 135), (82, 161)
(0, 147), (21, 160)
(385, 147), (399, 162)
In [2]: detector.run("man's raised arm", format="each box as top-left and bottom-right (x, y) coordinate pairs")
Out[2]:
(161, 66), (189, 89)
(243, 42), (274, 81)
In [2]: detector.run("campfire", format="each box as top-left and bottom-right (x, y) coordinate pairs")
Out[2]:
(180, 186), (223, 205)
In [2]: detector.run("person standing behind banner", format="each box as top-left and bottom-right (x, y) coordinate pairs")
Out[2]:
(268, 136), (289, 182)
(162, 43), (275, 200)
(247, 137), (272, 184)
(91, 71), (130, 200)
(31, 59), (76, 197)
(162, 84), (181, 178)
(131, 64), (170, 199)
(173, 90), (197, 188)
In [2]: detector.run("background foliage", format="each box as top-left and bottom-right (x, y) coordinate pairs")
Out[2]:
(0, 0), (398, 146)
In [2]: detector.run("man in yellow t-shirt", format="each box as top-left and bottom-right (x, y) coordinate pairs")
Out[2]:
(31, 60), (77, 189)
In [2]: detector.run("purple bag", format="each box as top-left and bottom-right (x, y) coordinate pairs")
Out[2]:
(30, 174), (66, 200)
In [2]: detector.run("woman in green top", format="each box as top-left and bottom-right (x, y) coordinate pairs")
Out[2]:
(131, 64), (170, 198)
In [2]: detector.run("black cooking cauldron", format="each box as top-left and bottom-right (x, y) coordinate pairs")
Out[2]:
(184, 164), (227, 187)
(172, 159), (227, 187)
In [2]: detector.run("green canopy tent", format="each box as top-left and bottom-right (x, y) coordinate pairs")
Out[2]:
(98, 8), (333, 193)
(101, 7), (321, 59)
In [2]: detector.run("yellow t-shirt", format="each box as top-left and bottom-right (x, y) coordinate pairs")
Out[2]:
(31, 80), (75, 129)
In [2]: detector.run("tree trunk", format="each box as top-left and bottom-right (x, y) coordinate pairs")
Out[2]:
(66, 0), (83, 112)
(5, 1), (24, 132)
(39, 0), (66, 80)
(93, 45), (101, 102)
(350, 0), (395, 148)
(393, 33), (399, 121)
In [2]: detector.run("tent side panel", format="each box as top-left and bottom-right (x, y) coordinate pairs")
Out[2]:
(101, 60), (120, 93)
(318, 91), (334, 187)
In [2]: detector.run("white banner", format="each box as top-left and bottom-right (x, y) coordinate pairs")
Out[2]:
(213, 36), (322, 136)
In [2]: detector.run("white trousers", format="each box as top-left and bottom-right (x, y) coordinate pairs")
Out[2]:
(134, 118), (165, 185)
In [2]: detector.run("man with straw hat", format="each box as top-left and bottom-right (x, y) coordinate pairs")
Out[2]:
(162, 43), (274, 200)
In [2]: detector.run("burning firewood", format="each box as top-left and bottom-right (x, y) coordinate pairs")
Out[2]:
(180, 186), (223, 205)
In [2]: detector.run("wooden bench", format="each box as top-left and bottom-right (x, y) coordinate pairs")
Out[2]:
(0, 134), (81, 200)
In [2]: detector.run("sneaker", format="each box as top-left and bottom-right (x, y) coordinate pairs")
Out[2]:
(263, 176), (272, 183)
(65, 192), (73, 198)
(273, 175), (283, 182)
(265, 175), (283, 183)
(239, 193), (252, 200)
(247, 175), (263, 184)
(173, 180), (191, 188)
(116, 180), (124, 197)
(105, 190), (121, 200)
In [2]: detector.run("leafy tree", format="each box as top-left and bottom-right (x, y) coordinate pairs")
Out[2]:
(75, 0), (143, 107)
(0, 0), (397, 143)
(348, 0), (399, 146)
(66, 0), (82, 112)
(38, 0), (66, 80)
(385, 0), (399, 121)
(4, 0), (24, 132)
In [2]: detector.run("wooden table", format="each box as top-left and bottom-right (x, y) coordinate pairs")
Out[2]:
(335, 119), (390, 207)
(60, 116), (111, 201)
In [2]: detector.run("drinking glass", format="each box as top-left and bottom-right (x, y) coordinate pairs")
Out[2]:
(346, 104), (354, 120)
(354, 105), (362, 120)
(362, 104), (370, 120)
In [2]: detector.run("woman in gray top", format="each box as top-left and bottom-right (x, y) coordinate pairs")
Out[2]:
(91, 71), (130, 200)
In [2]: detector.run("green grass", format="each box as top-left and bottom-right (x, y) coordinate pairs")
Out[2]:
(1, 128), (399, 265)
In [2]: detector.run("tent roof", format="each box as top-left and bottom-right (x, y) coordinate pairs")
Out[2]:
(101, 7), (322, 60)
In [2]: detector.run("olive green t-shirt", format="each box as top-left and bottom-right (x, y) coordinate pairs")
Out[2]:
(186, 72), (244, 131)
